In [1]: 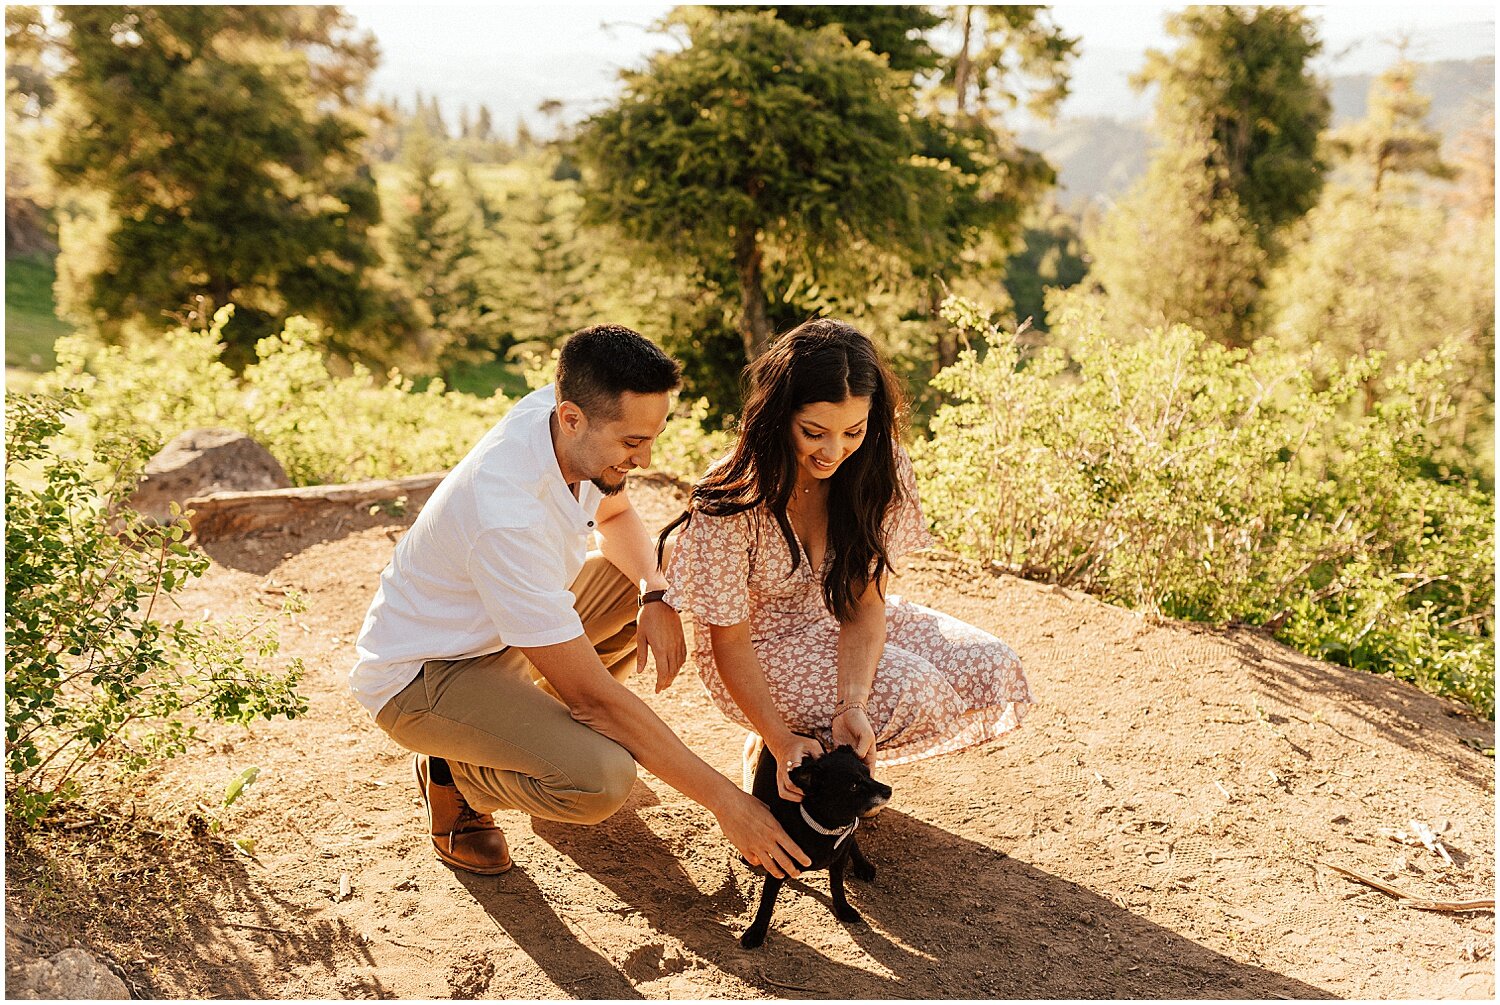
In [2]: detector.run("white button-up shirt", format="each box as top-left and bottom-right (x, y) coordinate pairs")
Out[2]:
(350, 385), (603, 716)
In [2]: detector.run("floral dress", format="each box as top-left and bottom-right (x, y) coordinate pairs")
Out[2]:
(663, 448), (1032, 767)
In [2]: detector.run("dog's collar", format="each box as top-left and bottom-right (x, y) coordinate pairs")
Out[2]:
(799, 804), (858, 847)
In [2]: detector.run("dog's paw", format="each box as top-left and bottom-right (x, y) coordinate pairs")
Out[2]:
(833, 904), (865, 925)
(850, 859), (876, 882)
(740, 927), (767, 950)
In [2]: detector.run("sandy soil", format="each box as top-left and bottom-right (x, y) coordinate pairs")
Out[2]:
(5, 477), (1495, 999)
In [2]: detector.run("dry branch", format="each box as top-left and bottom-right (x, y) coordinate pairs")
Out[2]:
(185, 472), (447, 541)
(1319, 860), (1495, 912)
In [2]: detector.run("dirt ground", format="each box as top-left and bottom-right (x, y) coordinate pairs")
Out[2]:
(5, 477), (1495, 999)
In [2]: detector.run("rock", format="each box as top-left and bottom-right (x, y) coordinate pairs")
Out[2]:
(5, 947), (130, 999)
(129, 429), (290, 524)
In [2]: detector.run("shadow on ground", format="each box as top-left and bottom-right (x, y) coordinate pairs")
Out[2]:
(449, 790), (1332, 999)
(5, 812), (384, 999)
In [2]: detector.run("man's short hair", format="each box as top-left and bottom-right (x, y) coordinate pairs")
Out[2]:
(556, 324), (682, 420)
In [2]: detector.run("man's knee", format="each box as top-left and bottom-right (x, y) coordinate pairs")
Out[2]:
(569, 740), (638, 824)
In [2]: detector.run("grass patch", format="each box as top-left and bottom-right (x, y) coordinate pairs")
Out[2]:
(420, 355), (532, 399)
(5, 253), (72, 371)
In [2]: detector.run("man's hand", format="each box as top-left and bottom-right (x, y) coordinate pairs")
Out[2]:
(635, 600), (685, 692)
(712, 789), (811, 879)
(833, 707), (878, 770)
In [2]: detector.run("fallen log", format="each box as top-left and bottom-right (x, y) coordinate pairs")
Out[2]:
(185, 472), (448, 542)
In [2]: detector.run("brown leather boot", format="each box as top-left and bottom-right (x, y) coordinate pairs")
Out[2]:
(412, 754), (513, 875)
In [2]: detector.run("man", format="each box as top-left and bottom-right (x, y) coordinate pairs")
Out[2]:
(351, 324), (809, 880)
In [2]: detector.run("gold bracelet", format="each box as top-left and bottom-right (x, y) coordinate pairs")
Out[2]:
(832, 701), (867, 719)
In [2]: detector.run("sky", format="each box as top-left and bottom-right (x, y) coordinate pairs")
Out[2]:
(343, 1), (1498, 131)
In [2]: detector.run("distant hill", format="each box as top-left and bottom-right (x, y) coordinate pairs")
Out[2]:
(1024, 57), (1494, 211)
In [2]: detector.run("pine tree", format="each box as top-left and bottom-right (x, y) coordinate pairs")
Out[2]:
(49, 6), (411, 363)
(1136, 5), (1329, 246)
(578, 9), (940, 359)
(1264, 57), (1490, 461)
(1326, 58), (1456, 203)
(389, 118), (500, 371)
(1057, 5), (1328, 346)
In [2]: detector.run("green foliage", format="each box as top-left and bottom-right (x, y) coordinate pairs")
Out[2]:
(1326, 59), (1456, 199)
(4, 253), (72, 371)
(387, 119), (503, 370)
(936, 4), (1078, 121)
(724, 5), (942, 73)
(1137, 5), (1329, 242)
(1070, 5), (1328, 348)
(653, 396), (736, 485)
(48, 6), (413, 365)
(6, 7), (58, 258)
(1264, 60), (1493, 478)
(1058, 134), (1267, 346)
(1001, 201), (1087, 332)
(40, 306), (511, 486)
(5, 390), (308, 826)
(912, 297), (1494, 717)
(575, 8), (928, 358)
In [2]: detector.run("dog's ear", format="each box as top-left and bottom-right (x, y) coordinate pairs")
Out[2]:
(788, 754), (816, 789)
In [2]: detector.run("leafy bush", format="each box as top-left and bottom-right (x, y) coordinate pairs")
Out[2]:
(912, 296), (1494, 717)
(5, 390), (308, 826)
(41, 306), (511, 486)
(653, 395), (735, 484)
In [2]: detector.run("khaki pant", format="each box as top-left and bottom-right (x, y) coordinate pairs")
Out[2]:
(375, 553), (641, 823)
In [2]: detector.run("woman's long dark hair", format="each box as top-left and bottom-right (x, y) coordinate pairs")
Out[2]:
(658, 318), (906, 623)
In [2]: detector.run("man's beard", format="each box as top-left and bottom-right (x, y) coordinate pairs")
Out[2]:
(591, 470), (628, 496)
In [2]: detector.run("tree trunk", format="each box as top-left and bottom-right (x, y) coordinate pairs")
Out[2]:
(734, 224), (771, 360)
(955, 6), (973, 117)
(932, 279), (957, 372)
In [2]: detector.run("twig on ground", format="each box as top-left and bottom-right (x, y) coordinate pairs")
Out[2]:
(1318, 860), (1495, 912)
(222, 921), (296, 936)
(759, 971), (822, 993)
(1291, 713), (1372, 748)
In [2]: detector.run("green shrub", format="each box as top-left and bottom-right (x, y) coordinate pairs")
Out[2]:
(5, 390), (308, 826)
(40, 306), (511, 486)
(913, 296), (1494, 718)
(654, 395), (734, 484)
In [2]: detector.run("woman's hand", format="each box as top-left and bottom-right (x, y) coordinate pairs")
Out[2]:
(833, 706), (877, 770)
(767, 734), (824, 803)
(712, 789), (811, 879)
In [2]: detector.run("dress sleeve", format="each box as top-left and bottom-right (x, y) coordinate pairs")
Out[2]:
(885, 446), (936, 559)
(664, 509), (754, 626)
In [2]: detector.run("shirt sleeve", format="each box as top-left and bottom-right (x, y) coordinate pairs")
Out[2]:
(468, 526), (587, 648)
(663, 509), (754, 626)
(886, 446), (936, 559)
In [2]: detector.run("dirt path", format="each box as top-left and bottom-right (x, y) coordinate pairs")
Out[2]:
(6, 479), (1495, 999)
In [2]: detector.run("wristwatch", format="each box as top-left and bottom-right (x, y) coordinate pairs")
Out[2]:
(638, 588), (670, 609)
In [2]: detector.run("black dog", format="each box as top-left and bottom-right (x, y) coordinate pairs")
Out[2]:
(740, 743), (892, 949)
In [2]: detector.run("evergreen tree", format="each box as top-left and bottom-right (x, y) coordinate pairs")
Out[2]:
(1264, 58), (1490, 460)
(1058, 5), (1328, 346)
(490, 177), (600, 354)
(389, 119), (500, 372)
(577, 9), (939, 360)
(49, 5), (411, 362)
(725, 5), (941, 72)
(641, 6), (1075, 369)
(1136, 5), (1329, 246)
(1326, 58), (1456, 202)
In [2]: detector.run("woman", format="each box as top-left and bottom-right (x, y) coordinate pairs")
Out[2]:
(660, 318), (1031, 801)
